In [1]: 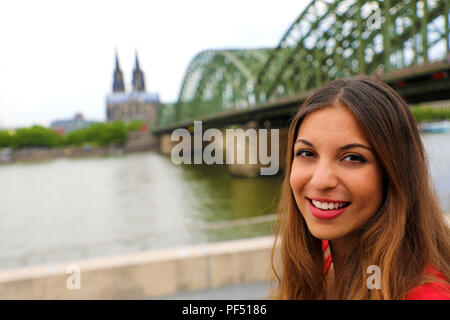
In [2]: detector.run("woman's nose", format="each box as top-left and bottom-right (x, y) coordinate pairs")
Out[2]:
(308, 160), (339, 191)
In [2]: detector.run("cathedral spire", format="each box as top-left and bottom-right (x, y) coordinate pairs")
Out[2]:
(135, 50), (141, 70)
(132, 50), (146, 92)
(115, 51), (120, 69)
(112, 50), (125, 93)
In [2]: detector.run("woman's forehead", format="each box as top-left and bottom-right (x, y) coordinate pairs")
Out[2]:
(296, 105), (370, 146)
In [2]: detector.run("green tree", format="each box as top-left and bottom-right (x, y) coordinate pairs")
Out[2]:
(64, 121), (128, 147)
(411, 106), (450, 122)
(13, 126), (63, 149)
(0, 131), (13, 148)
(126, 120), (145, 132)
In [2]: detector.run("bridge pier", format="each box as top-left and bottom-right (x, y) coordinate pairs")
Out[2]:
(226, 121), (287, 178)
(158, 122), (289, 178)
(160, 133), (177, 156)
(278, 127), (288, 172)
(226, 122), (263, 178)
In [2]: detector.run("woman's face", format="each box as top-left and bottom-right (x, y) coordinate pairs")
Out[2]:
(290, 104), (384, 241)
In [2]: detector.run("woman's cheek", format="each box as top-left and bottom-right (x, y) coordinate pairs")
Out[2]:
(290, 165), (306, 193)
(347, 166), (381, 193)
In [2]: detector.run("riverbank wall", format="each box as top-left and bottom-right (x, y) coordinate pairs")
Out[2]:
(0, 236), (274, 299)
(1, 215), (449, 299)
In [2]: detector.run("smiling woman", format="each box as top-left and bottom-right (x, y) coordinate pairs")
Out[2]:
(291, 106), (384, 242)
(270, 76), (450, 300)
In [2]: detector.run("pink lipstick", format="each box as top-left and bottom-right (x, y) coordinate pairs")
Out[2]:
(307, 199), (350, 220)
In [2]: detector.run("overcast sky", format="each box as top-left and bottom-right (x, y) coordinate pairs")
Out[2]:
(0, 0), (308, 129)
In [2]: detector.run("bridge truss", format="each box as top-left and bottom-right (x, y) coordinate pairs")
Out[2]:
(158, 0), (450, 126)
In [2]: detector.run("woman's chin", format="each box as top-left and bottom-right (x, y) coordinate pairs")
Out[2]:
(307, 224), (347, 241)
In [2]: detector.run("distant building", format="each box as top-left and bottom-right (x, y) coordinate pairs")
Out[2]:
(50, 113), (97, 135)
(106, 51), (160, 124)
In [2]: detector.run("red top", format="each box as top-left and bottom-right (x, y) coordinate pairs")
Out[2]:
(322, 240), (333, 276)
(321, 240), (450, 300)
(405, 265), (450, 300)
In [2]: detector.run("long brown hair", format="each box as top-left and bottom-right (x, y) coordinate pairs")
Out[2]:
(270, 76), (450, 299)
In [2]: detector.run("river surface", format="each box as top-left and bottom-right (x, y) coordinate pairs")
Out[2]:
(0, 132), (449, 269)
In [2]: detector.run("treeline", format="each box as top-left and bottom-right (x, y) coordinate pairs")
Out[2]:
(0, 121), (144, 149)
(1, 107), (449, 149)
(410, 106), (450, 123)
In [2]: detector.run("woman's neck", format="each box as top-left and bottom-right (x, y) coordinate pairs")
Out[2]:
(329, 234), (356, 280)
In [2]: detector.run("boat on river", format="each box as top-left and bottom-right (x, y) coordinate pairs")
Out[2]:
(420, 121), (450, 133)
(0, 148), (11, 163)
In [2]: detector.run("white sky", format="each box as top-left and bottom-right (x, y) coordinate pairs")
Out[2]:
(0, 0), (309, 129)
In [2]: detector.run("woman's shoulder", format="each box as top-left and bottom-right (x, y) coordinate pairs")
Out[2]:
(405, 282), (450, 300)
(405, 265), (450, 300)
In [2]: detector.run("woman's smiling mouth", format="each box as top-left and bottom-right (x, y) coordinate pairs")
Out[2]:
(307, 197), (351, 219)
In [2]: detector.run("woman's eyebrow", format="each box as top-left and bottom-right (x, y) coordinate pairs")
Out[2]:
(295, 139), (373, 152)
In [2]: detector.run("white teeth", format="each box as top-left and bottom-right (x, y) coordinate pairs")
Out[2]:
(311, 200), (347, 210)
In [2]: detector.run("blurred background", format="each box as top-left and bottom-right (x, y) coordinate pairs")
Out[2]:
(0, 0), (449, 299)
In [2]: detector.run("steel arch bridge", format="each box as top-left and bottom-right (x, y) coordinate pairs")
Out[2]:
(158, 0), (450, 127)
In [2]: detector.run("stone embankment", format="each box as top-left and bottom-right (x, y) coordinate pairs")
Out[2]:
(1, 216), (449, 299)
(0, 236), (274, 299)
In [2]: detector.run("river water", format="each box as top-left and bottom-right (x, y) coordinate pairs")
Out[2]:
(0, 132), (449, 270)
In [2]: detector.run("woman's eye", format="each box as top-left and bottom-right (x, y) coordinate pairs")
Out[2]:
(295, 150), (315, 158)
(343, 154), (367, 163)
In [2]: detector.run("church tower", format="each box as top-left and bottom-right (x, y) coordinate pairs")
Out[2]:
(106, 49), (159, 123)
(112, 51), (125, 92)
(132, 51), (146, 92)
